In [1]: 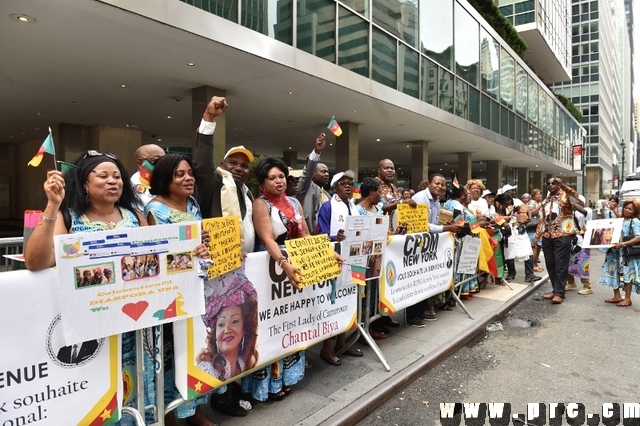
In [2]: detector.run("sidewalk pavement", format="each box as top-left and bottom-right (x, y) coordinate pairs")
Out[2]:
(185, 278), (540, 426)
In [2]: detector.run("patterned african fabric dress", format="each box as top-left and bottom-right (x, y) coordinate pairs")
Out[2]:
(599, 217), (640, 293)
(241, 195), (305, 401)
(143, 195), (210, 419)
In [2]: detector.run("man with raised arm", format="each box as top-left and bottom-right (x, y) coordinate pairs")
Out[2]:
(296, 133), (328, 234)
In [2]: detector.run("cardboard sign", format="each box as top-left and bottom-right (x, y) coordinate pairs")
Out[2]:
(396, 203), (429, 233)
(202, 216), (242, 278)
(0, 269), (122, 425)
(457, 235), (481, 274)
(173, 254), (358, 398)
(54, 222), (205, 343)
(285, 234), (341, 288)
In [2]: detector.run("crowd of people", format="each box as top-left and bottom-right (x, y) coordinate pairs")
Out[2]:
(22, 96), (640, 426)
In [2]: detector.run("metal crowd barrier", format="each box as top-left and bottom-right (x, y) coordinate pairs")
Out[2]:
(0, 237), (24, 271)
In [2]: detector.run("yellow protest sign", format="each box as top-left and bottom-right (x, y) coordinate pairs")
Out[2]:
(202, 216), (242, 279)
(284, 234), (341, 288)
(396, 203), (429, 233)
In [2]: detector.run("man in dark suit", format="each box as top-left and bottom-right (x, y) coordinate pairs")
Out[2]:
(56, 339), (99, 364)
(296, 134), (328, 234)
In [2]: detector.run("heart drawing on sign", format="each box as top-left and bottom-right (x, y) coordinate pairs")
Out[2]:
(122, 301), (149, 321)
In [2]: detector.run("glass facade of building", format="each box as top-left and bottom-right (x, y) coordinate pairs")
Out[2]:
(181, 0), (583, 165)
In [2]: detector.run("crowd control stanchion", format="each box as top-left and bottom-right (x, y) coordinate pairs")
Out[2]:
(451, 237), (475, 320)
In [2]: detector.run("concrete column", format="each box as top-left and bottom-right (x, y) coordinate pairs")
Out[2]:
(457, 152), (472, 185)
(486, 160), (502, 193)
(283, 151), (298, 168)
(58, 123), (88, 163)
(531, 171), (543, 193)
(517, 167), (529, 197)
(192, 86), (227, 166)
(410, 141), (429, 190)
(335, 122), (358, 180)
(89, 126), (142, 175)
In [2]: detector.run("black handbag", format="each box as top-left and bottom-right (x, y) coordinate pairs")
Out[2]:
(525, 217), (539, 232)
(622, 235), (640, 258)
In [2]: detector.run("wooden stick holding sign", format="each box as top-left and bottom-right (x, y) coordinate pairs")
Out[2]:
(285, 234), (341, 288)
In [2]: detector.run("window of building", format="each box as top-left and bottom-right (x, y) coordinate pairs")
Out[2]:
(454, 3), (479, 86)
(399, 43), (419, 98)
(421, 57), (438, 106)
(338, 8), (369, 78)
(372, 28), (397, 89)
(372, 0), (418, 48)
(297, 0), (336, 62)
(420, 0), (453, 71)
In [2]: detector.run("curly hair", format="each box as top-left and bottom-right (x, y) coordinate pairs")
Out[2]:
(622, 199), (640, 218)
(359, 177), (380, 198)
(196, 297), (259, 379)
(465, 179), (485, 191)
(255, 157), (289, 184)
(417, 180), (429, 191)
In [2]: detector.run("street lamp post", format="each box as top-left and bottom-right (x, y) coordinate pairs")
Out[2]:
(621, 139), (626, 187)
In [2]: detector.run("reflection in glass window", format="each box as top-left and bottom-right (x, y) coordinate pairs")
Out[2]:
(480, 29), (500, 99)
(528, 77), (538, 126)
(469, 87), (480, 125)
(500, 48), (514, 109)
(421, 57), (438, 106)
(340, 0), (368, 17)
(183, 0), (238, 23)
(420, 0), (453, 70)
(455, 78), (468, 119)
(242, 0), (292, 44)
(399, 44), (419, 98)
(372, 0), (418, 48)
(515, 64), (527, 117)
(538, 90), (547, 135)
(372, 28), (397, 89)
(439, 69), (454, 113)
(454, 3), (479, 86)
(338, 8), (369, 77)
(297, 0), (335, 62)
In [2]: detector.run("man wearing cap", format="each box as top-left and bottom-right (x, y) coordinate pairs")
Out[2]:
(296, 134), (328, 234)
(131, 144), (166, 207)
(316, 171), (364, 365)
(482, 190), (496, 215)
(193, 96), (253, 418)
(499, 184), (522, 207)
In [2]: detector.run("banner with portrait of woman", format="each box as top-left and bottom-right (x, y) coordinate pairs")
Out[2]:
(173, 251), (358, 399)
(0, 269), (122, 425)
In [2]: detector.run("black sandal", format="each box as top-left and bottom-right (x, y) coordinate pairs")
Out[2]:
(268, 391), (286, 401)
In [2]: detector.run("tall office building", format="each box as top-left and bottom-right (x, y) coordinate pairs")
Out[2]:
(2, 0), (586, 216)
(549, 0), (635, 201)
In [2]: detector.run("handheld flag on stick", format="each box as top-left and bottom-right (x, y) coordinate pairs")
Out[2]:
(453, 214), (465, 227)
(351, 264), (367, 286)
(28, 127), (56, 168)
(452, 175), (459, 189)
(327, 117), (343, 137)
(138, 158), (155, 190)
(57, 161), (76, 173)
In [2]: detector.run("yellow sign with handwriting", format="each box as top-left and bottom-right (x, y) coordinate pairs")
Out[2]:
(397, 203), (429, 233)
(285, 234), (341, 287)
(202, 216), (242, 279)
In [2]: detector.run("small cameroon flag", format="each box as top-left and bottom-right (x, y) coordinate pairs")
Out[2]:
(351, 264), (367, 286)
(138, 158), (154, 190)
(327, 117), (343, 137)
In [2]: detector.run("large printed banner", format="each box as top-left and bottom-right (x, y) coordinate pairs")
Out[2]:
(173, 251), (358, 399)
(54, 222), (205, 343)
(0, 269), (122, 425)
(379, 232), (454, 314)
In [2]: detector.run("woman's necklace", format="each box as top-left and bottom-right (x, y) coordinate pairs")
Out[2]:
(90, 207), (118, 229)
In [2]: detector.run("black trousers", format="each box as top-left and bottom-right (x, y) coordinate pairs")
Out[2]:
(541, 235), (573, 297)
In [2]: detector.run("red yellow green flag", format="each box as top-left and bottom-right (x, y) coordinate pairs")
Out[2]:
(27, 129), (56, 167)
(351, 265), (366, 286)
(327, 117), (343, 137)
(138, 158), (154, 190)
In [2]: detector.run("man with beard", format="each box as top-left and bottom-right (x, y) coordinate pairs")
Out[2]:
(406, 173), (463, 327)
(375, 159), (416, 214)
(297, 133), (328, 234)
(193, 96), (253, 419)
